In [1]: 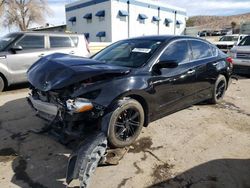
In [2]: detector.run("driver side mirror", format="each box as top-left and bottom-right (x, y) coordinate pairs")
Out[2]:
(11, 45), (23, 53)
(155, 60), (179, 69)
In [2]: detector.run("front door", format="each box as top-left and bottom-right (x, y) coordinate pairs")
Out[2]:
(150, 40), (197, 117)
(6, 34), (46, 83)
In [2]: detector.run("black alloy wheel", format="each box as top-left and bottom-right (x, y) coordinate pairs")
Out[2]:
(108, 99), (144, 148)
(114, 108), (141, 142)
(209, 75), (227, 104)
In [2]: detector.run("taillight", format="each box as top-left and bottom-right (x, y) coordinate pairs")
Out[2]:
(226, 57), (233, 68)
(226, 57), (233, 64)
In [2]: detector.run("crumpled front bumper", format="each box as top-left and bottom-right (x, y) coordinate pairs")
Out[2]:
(27, 95), (59, 121)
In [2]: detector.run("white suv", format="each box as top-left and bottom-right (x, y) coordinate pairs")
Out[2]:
(0, 32), (90, 91)
(229, 35), (250, 75)
(215, 34), (247, 53)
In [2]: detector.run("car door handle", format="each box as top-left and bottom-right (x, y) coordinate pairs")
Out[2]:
(70, 51), (75, 54)
(187, 69), (195, 74)
(213, 62), (219, 66)
(38, 53), (45, 58)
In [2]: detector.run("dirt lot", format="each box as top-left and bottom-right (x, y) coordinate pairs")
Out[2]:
(0, 77), (250, 188)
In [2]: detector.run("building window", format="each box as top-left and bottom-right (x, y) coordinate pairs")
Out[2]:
(164, 18), (173, 27)
(152, 16), (160, 22)
(68, 16), (76, 25)
(138, 14), (148, 24)
(118, 10), (128, 22)
(118, 10), (129, 17)
(96, 10), (105, 22)
(176, 20), (183, 28)
(83, 13), (92, 24)
(96, 31), (106, 42)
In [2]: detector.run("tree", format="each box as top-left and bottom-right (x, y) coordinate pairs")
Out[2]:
(231, 21), (237, 34)
(0, 0), (5, 16)
(0, 0), (51, 31)
(186, 18), (195, 27)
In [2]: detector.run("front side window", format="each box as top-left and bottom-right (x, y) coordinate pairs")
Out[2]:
(0, 33), (22, 51)
(49, 36), (73, 48)
(238, 36), (250, 46)
(16, 35), (44, 50)
(190, 40), (212, 60)
(160, 40), (190, 64)
(92, 40), (162, 68)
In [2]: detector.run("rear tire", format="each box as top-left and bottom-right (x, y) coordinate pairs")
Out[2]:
(0, 76), (5, 92)
(209, 75), (227, 104)
(108, 99), (144, 148)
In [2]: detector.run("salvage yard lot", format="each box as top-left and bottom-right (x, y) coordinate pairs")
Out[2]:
(0, 77), (250, 188)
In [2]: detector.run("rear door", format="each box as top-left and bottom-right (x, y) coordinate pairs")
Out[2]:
(188, 39), (219, 101)
(6, 34), (46, 83)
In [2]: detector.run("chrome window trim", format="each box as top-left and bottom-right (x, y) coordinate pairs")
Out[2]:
(150, 38), (217, 71)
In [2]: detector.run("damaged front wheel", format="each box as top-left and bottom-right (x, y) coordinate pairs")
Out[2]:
(67, 132), (107, 188)
(108, 99), (144, 148)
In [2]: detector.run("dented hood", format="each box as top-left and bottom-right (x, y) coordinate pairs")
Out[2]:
(27, 53), (130, 91)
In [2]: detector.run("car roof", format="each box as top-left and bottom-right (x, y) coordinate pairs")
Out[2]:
(7, 31), (83, 36)
(123, 35), (208, 43)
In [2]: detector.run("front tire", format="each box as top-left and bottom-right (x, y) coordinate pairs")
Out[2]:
(108, 99), (144, 148)
(0, 76), (5, 92)
(209, 75), (227, 104)
(78, 132), (107, 188)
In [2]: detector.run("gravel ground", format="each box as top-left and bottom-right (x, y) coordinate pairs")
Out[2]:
(0, 77), (249, 188)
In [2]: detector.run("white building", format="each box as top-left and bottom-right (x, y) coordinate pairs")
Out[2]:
(65, 0), (187, 42)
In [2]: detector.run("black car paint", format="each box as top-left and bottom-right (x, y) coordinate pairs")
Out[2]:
(28, 36), (231, 124)
(27, 53), (131, 92)
(27, 36), (232, 184)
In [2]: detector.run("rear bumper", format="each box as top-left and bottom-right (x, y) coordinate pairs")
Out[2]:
(233, 58), (250, 67)
(233, 64), (250, 75)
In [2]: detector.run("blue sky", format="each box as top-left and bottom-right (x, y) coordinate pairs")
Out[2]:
(1, 0), (250, 36)
(46, 0), (250, 25)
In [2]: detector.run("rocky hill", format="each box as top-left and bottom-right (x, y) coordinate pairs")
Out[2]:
(187, 12), (250, 30)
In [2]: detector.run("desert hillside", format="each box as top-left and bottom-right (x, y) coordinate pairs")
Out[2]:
(187, 12), (250, 29)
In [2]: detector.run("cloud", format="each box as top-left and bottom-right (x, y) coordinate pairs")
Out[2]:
(159, 0), (250, 16)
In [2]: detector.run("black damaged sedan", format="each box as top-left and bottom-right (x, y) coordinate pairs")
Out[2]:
(27, 35), (233, 148)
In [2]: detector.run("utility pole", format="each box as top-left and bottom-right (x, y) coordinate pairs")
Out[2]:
(174, 11), (177, 35)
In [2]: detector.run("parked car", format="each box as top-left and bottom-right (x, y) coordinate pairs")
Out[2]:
(0, 32), (90, 91)
(211, 30), (221, 36)
(27, 36), (233, 186)
(229, 35), (250, 75)
(215, 34), (247, 53)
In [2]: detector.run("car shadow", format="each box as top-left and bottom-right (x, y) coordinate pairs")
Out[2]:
(149, 158), (250, 188)
(0, 98), (71, 188)
(4, 83), (30, 92)
(232, 73), (250, 80)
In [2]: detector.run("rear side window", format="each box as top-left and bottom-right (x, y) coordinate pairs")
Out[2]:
(210, 45), (218, 56)
(160, 40), (190, 64)
(49, 36), (73, 48)
(190, 40), (212, 60)
(17, 35), (44, 50)
(70, 36), (79, 47)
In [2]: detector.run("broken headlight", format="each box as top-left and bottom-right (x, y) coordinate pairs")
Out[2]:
(66, 98), (93, 113)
